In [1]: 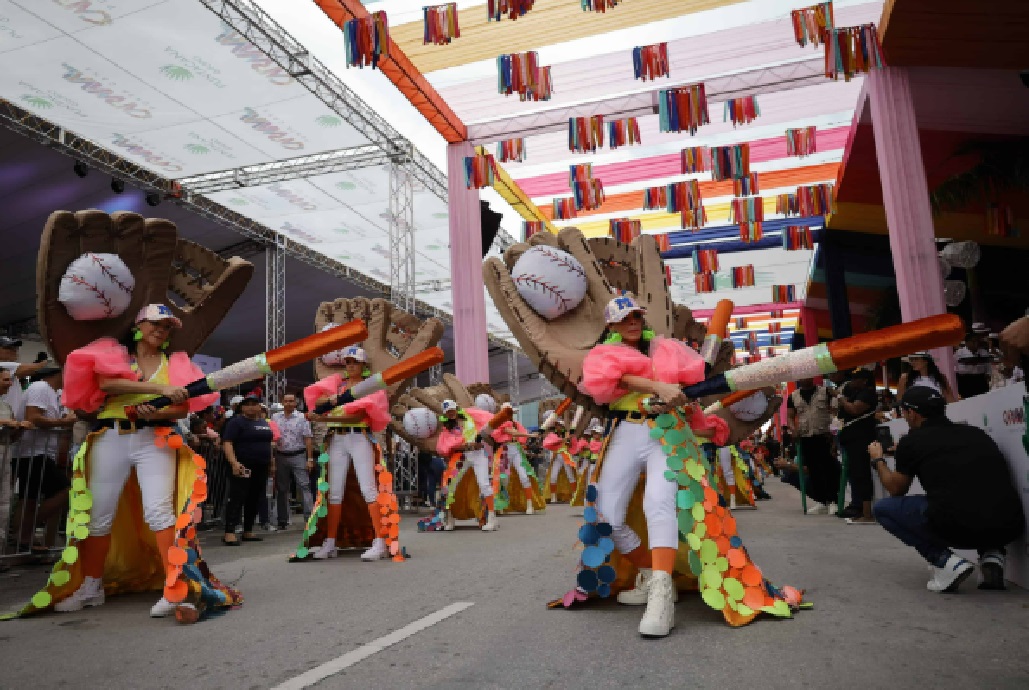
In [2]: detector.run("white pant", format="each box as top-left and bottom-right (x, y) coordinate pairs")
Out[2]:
(88, 428), (176, 536)
(717, 447), (736, 487)
(326, 431), (378, 504)
(505, 443), (530, 488)
(452, 448), (492, 498)
(595, 422), (677, 552)
(549, 452), (576, 484)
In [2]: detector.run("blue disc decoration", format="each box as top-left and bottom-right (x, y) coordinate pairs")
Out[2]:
(578, 524), (599, 545)
(729, 535), (743, 548)
(596, 522), (613, 537)
(185, 548), (198, 566)
(597, 565), (616, 584)
(577, 569), (599, 592)
(582, 546), (606, 568)
(597, 584), (611, 598)
(583, 506), (598, 523)
(597, 537), (615, 555)
(586, 485), (598, 502)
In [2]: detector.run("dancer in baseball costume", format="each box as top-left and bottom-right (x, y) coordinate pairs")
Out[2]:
(436, 400), (500, 532)
(491, 407), (545, 515)
(543, 419), (579, 504)
(571, 421), (606, 507)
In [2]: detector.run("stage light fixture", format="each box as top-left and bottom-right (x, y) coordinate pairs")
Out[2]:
(145, 192), (161, 207)
(111, 178), (125, 193)
(73, 160), (88, 178)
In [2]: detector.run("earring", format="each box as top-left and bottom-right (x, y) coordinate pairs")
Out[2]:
(362, 367), (371, 377)
(132, 329), (143, 342)
(603, 332), (623, 344)
(642, 329), (656, 341)
(161, 340), (170, 350)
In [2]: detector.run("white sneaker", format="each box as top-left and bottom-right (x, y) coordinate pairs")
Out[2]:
(827, 503), (839, 516)
(550, 494), (557, 504)
(443, 511), (455, 531)
(638, 570), (676, 638)
(526, 502), (535, 515)
(313, 538), (337, 559)
(481, 511), (498, 532)
(617, 568), (680, 606)
(150, 596), (177, 618)
(806, 502), (828, 515)
(927, 554), (974, 593)
(360, 538), (388, 562)
(54, 576), (105, 612)
(729, 494), (737, 510)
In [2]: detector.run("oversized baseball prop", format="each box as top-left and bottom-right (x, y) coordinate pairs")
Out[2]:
(510, 246), (588, 319)
(570, 405), (584, 430)
(318, 323), (348, 366)
(58, 252), (135, 320)
(700, 299), (734, 371)
(313, 348), (446, 413)
(403, 407), (438, 439)
(727, 390), (768, 421)
(475, 406), (514, 444)
(541, 397), (573, 429)
(126, 320), (369, 415)
(684, 314), (965, 399)
(474, 393), (498, 413)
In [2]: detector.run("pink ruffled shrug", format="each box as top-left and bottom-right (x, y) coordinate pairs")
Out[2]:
(303, 374), (390, 433)
(491, 420), (527, 445)
(436, 407), (494, 457)
(62, 338), (218, 414)
(579, 337), (730, 446)
(589, 440), (604, 454)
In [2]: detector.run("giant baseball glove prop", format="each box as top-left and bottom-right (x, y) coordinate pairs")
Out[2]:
(483, 227), (777, 444)
(38, 210), (253, 361)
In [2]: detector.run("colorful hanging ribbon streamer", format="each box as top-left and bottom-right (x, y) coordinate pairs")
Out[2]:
(609, 218), (641, 243)
(795, 183), (836, 216)
(423, 3), (460, 45)
(498, 52), (552, 101)
(523, 220), (546, 239)
(464, 154), (498, 189)
(497, 138), (527, 163)
(681, 147), (710, 174)
(769, 333), (782, 346)
(771, 285), (796, 303)
(343, 11), (390, 69)
(786, 127), (817, 157)
(489, 0), (534, 22)
(582, 0), (621, 12)
(782, 226), (814, 250)
(666, 180), (706, 230)
(791, 2), (834, 48)
(693, 248), (718, 274)
(657, 84), (709, 135)
(607, 118), (642, 149)
(730, 197), (764, 226)
(985, 203), (1018, 238)
(572, 179), (605, 211)
(569, 116), (605, 153)
(680, 208), (708, 231)
(766, 347), (777, 358)
(825, 24), (886, 81)
(735, 317), (748, 330)
(739, 223), (763, 242)
(553, 198), (577, 220)
(642, 186), (668, 210)
(731, 265), (756, 289)
(695, 272), (716, 293)
(776, 193), (800, 217)
(768, 322), (782, 334)
(664, 265), (672, 286)
(654, 233), (672, 252)
(733, 173), (760, 197)
(723, 96), (760, 127)
(633, 42), (670, 81)
(770, 309), (784, 319)
(711, 144), (750, 181)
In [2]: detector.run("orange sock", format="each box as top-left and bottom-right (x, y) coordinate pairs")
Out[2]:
(154, 527), (176, 574)
(549, 483), (557, 496)
(524, 486), (534, 501)
(366, 501), (385, 539)
(484, 495), (495, 513)
(652, 547), (676, 575)
(79, 534), (112, 579)
(622, 544), (652, 569)
(325, 503), (342, 537)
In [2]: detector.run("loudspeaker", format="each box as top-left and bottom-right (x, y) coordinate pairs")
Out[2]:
(480, 200), (502, 257)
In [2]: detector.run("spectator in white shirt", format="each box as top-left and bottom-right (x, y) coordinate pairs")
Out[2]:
(0, 336), (53, 420)
(15, 366), (76, 551)
(954, 324), (992, 399)
(272, 393), (314, 529)
(897, 352), (958, 404)
(0, 368), (33, 551)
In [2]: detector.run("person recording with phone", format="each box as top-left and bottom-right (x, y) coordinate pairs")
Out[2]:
(221, 393), (275, 546)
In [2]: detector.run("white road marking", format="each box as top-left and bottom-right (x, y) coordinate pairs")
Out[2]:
(271, 601), (475, 689)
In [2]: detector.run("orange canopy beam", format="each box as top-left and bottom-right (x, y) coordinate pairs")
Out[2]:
(313, 0), (467, 143)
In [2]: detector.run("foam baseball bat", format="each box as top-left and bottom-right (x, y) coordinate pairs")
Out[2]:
(126, 321), (368, 416)
(703, 389), (760, 415)
(570, 405), (584, 431)
(541, 397), (573, 430)
(312, 347), (445, 414)
(683, 314), (965, 399)
(700, 299), (734, 372)
(476, 405), (515, 444)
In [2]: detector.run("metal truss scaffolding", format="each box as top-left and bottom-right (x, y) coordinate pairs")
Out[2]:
(507, 350), (520, 405)
(388, 159), (417, 313)
(265, 237), (287, 403)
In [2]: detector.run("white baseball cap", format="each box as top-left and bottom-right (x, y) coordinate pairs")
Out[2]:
(909, 351), (932, 360)
(604, 295), (646, 324)
(342, 346), (367, 363)
(441, 399), (458, 413)
(970, 322), (989, 334)
(135, 304), (182, 329)
(271, 402), (284, 412)
(229, 394), (244, 406)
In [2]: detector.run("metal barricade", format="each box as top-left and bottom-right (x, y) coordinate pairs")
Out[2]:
(389, 435), (419, 512)
(193, 437), (230, 528)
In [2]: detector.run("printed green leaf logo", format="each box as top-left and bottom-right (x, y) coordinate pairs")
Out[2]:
(184, 143), (209, 154)
(425, 244), (442, 250)
(316, 115), (342, 128)
(337, 253), (351, 260)
(228, 197), (248, 206)
(21, 95), (53, 109)
(432, 212), (448, 219)
(335, 181), (357, 191)
(160, 65), (194, 81)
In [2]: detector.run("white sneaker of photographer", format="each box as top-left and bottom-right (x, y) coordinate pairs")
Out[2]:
(927, 554), (974, 592)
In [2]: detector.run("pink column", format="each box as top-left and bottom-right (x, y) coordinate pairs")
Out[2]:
(446, 141), (490, 383)
(799, 307), (819, 347)
(866, 69), (957, 391)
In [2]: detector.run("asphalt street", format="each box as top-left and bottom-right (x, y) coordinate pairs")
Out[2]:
(1, 479), (1027, 689)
